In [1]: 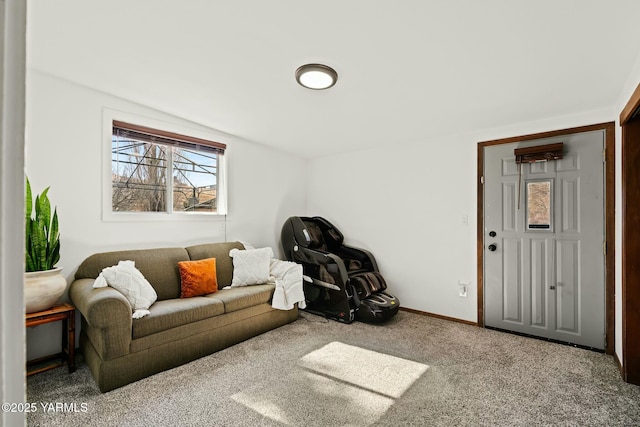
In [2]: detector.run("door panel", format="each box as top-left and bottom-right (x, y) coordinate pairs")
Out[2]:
(502, 158), (519, 175)
(561, 178), (580, 233)
(557, 152), (579, 171)
(484, 130), (605, 349)
(530, 161), (548, 174)
(530, 238), (548, 328)
(555, 239), (579, 333)
(502, 237), (522, 323)
(502, 183), (517, 231)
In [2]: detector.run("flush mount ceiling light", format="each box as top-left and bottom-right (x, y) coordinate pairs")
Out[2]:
(295, 64), (338, 90)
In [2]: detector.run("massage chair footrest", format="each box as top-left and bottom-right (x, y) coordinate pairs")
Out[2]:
(355, 292), (400, 323)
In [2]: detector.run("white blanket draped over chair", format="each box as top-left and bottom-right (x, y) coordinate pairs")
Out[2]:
(268, 258), (306, 310)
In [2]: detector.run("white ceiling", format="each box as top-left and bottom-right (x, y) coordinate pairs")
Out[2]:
(27, 1), (640, 158)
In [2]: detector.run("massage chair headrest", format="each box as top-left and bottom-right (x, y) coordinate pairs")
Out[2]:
(286, 216), (345, 250)
(302, 221), (326, 249)
(310, 217), (344, 249)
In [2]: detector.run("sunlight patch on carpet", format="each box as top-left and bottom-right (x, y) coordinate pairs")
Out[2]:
(231, 371), (394, 426)
(300, 341), (429, 399)
(230, 342), (428, 426)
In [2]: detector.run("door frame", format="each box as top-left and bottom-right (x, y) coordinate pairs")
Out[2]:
(477, 122), (615, 354)
(620, 82), (640, 383)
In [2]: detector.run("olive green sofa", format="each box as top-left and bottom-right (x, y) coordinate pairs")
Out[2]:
(69, 241), (298, 392)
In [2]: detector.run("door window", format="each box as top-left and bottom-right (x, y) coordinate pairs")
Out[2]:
(526, 179), (552, 231)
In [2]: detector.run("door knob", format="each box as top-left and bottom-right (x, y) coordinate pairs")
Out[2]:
(488, 244), (497, 252)
(489, 231), (497, 237)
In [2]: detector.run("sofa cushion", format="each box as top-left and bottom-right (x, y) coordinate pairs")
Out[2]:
(185, 242), (243, 288)
(178, 258), (218, 298)
(208, 284), (275, 313)
(76, 247), (190, 301)
(129, 303), (276, 354)
(132, 297), (225, 339)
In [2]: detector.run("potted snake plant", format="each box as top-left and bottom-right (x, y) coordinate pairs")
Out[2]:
(24, 177), (66, 313)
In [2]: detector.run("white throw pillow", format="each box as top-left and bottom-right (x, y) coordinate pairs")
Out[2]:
(93, 260), (158, 318)
(229, 247), (273, 287)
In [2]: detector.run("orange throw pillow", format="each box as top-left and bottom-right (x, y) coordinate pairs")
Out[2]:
(178, 258), (218, 298)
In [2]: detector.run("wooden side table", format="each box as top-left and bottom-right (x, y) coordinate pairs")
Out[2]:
(26, 303), (76, 376)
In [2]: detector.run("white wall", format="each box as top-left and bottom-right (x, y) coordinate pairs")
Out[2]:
(307, 136), (477, 321)
(25, 70), (306, 359)
(307, 107), (614, 323)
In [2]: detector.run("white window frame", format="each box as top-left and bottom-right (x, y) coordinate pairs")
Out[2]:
(102, 109), (230, 222)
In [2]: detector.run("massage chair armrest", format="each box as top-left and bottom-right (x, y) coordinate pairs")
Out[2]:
(296, 246), (349, 286)
(303, 275), (341, 291)
(338, 245), (379, 271)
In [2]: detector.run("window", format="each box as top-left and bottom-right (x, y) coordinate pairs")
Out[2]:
(111, 121), (226, 215)
(526, 179), (552, 231)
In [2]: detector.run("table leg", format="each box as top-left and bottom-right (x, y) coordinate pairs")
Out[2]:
(61, 317), (68, 366)
(68, 311), (76, 373)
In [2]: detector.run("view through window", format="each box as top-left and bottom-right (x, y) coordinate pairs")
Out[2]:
(111, 121), (225, 214)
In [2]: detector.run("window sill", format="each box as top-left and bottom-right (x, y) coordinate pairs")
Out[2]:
(102, 212), (227, 223)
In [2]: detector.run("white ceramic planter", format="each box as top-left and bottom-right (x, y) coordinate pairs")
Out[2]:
(24, 267), (67, 313)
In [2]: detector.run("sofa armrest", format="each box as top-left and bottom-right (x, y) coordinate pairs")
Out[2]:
(70, 278), (133, 359)
(70, 278), (131, 328)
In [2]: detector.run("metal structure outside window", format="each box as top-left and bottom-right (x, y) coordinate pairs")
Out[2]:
(111, 121), (226, 214)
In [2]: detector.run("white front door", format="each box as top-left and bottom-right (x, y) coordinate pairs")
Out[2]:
(483, 130), (605, 349)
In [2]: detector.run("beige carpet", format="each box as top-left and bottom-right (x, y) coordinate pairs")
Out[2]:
(27, 311), (640, 426)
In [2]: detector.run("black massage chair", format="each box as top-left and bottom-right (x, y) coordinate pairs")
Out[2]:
(281, 216), (399, 324)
